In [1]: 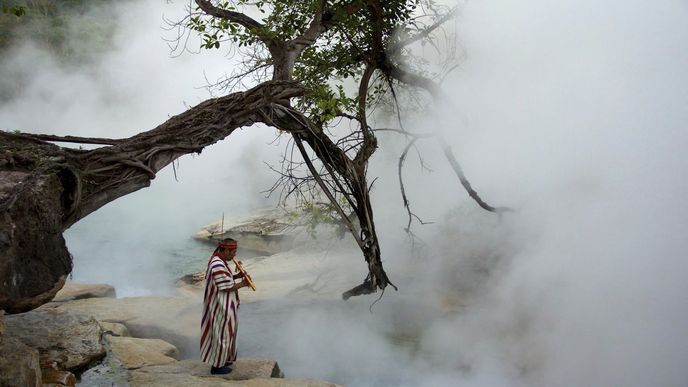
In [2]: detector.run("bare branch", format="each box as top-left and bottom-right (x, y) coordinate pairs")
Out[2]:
(385, 64), (510, 214)
(440, 141), (512, 214)
(19, 133), (123, 146)
(389, 7), (459, 54)
(292, 133), (364, 250)
(194, 0), (264, 31)
(398, 137), (418, 229)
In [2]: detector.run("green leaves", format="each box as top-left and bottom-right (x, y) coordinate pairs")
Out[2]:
(189, 1), (442, 126)
(2, 5), (26, 17)
(302, 199), (351, 239)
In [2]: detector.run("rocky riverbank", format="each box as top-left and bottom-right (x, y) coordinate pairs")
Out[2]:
(0, 282), (342, 386)
(0, 211), (360, 387)
(0, 209), (367, 386)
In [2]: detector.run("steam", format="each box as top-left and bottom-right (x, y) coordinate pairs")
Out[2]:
(1, 1), (281, 295)
(2, 0), (688, 386)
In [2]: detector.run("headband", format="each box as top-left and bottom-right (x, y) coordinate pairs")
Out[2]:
(219, 242), (237, 249)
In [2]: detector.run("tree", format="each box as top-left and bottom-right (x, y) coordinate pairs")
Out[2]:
(0, 0), (507, 313)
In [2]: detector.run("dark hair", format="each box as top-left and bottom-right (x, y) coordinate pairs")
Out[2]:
(220, 238), (238, 246)
(214, 238), (238, 255)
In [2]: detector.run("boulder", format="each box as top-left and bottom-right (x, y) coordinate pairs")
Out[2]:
(55, 296), (200, 358)
(107, 336), (179, 370)
(52, 282), (116, 302)
(3, 308), (105, 371)
(0, 168), (73, 314)
(195, 208), (305, 255)
(0, 336), (42, 387)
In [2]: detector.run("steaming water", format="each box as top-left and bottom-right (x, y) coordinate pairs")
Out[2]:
(3, 0), (688, 386)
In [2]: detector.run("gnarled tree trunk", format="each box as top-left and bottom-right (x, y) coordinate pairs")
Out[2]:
(0, 80), (393, 313)
(1, 81), (299, 312)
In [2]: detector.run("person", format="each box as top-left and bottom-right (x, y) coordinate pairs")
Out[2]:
(200, 238), (249, 375)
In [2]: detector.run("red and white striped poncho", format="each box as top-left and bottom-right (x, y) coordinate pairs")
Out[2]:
(200, 255), (239, 367)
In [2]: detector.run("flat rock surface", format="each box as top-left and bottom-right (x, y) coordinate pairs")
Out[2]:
(194, 208), (308, 255)
(134, 358), (282, 379)
(107, 336), (179, 370)
(4, 308), (105, 371)
(100, 321), (130, 337)
(55, 295), (200, 357)
(51, 282), (116, 302)
(131, 359), (341, 387)
(129, 373), (341, 387)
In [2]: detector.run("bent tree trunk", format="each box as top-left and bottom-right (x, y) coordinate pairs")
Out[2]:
(0, 80), (392, 313)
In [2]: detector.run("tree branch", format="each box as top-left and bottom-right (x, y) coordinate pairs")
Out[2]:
(440, 141), (512, 214)
(292, 133), (364, 250)
(388, 7), (459, 54)
(18, 133), (123, 146)
(194, 0), (264, 31)
(353, 64), (378, 165)
(290, 0), (327, 47)
(384, 64), (511, 214)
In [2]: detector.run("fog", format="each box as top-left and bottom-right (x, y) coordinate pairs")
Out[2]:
(2, 0), (688, 386)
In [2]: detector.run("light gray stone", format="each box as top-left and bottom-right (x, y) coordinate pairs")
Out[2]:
(55, 295), (200, 358)
(78, 348), (129, 387)
(4, 308), (105, 371)
(195, 208), (308, 255)
(52, 282), (116, 302)
(100, 321), (130, 337)
(131, 359), (341, 387)
(134, 358), (282, 380)
(176, 272), (205, 288)
(130, 372), (342, 387)
(107, 336), (179, 370)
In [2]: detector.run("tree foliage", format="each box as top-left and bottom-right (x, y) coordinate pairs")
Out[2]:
(167, 0), (508, 295)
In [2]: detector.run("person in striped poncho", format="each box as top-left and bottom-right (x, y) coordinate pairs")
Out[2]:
(200, 238), (249, 375)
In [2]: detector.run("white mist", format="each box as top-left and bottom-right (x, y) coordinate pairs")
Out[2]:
(1, 1), (687, 386)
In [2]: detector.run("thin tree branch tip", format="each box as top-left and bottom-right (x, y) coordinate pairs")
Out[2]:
(194, 0), (264, 31)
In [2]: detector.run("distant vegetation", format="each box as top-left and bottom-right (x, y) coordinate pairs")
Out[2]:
(0, 0), (117, 62)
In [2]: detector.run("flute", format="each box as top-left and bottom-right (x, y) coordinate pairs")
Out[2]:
(231, 258), (256, 291)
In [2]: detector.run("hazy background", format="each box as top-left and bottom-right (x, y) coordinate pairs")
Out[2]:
(1, 0), (687, 386)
